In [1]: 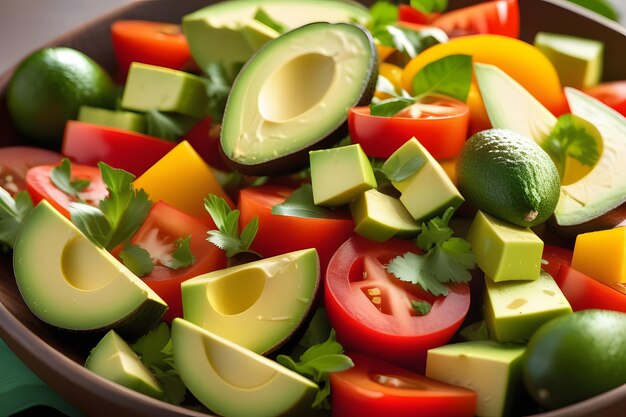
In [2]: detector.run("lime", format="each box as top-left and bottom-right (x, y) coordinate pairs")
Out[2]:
(456, 128), (560, 227)
(7, 47), (117, 148)
(522, 309), (626, 410)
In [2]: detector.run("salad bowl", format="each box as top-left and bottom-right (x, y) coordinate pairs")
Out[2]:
(0, 1), (624, 416)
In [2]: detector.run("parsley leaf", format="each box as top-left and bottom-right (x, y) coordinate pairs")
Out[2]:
(70, 162), (152, 250)
(410, 0), (448, 14)
(145, 109), (198, 142)
(271, 185), (335, 219)
(0, 188), (33, 248)
(120, 243), (154, 276)
(411, 300), (432, 316)
(131, 323), (187, 405)
(412, 54), (473, 102)
(543, 113), (601, 179)
(50, 158), (91, 201)
(204, 194), (260, 259)
(368, 1), (398, 32)
(277, 329), (353, 410)
(387, 252), (449, 296)
(373, 25), (447, 64)
(162, 235), (196, 269)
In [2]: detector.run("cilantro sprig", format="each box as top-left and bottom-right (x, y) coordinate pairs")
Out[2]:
(271, 184), (335, 219)
(386, 207), (476, 296)
(0, 187), (33, 248)
(145, 109), (198, 142)
(50, 158), (91, 201)
(69, 162), (152, 250)
(119, 235), (196, 277)
(204, 194), (260, 260)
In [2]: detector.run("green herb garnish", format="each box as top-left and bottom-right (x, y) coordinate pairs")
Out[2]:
(50, 158), (91, 201)
(411, 300), (432, 316)
(410, 0), (448, 14)
(119, 243), (154, 276)
(145, 109), (197, 142)
(0, 188), (33, 248)
(368, 1), (398, 32)
(202, 63), (232, 121)
(271, 184), (335, 219)
(162, 235), (196, 269)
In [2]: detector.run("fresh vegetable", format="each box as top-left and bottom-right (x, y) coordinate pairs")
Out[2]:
(556, 264), (626, 312)
(429, 0), (519, 38)
(0, 147), (63, 196)
(0, 187), (33, 248)
(584, 80), (626, 116)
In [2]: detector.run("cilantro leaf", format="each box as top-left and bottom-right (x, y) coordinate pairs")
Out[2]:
(368, 1), (398, 32)
(161, 235), (196, 269)
(145, 109), (197, 142)
(422, 238), (475, 284)
(271, 185), (335, 219)
(412, 54), (473, 102)
(410, 0), (448, 14)
(50, 158), (91, 201)
(543, 113), (600, 179)
(202, 63), (232, 121)
(373, 25), (447, 63)
(0, 188), (33, 248)
(254, 8), (286, 33)
(416, 206), (455, 251)
(387, 252), (449, 296)
(276, 329), (353, 410)
(120, 243), (154, 276)
(370, 97), (415, 117)
(411, 300), (432, 316)
(204, 194), (260, 259)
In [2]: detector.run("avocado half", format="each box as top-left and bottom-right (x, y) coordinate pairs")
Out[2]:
(220, 22), (378, 176)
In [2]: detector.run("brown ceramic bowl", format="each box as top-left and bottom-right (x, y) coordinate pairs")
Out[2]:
(0, 1), (624, 416)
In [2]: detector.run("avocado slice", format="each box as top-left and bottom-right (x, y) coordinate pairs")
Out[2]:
(181, 248), (319, 354)
(182, 0), (371, 78)
(78, 106), (146, 133)
(172, 318), (318, 417)
(14, 201), (167, 337)
(220, 22), (377, 175)
(85, 330), (162, 399)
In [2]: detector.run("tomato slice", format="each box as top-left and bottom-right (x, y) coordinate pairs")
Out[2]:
(325, 235), (470, 373)
(183, 117), (232, 171)
(583, 81), (626, 117)
(62, 121), (176, 177)
(0, 147), (63, 196)
(111, 20), (192, 82)
(330, 353), (477, 417)
(541, 243), (573, 279)
(25, 163), (107, 219)
(349, 95), (469, 159)
(398, 4), (438, 25)
(126, 201), (226, 322)
(432, 0), (519, 38)
(556, 264), (626, 313)
(238, 185), (354, 273)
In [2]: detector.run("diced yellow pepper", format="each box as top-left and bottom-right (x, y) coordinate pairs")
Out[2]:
(572, 227), (626, 284)
(134, 141), (232, 221)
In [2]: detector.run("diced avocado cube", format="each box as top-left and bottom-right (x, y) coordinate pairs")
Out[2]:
(572, 226), (626, 285)
(484, 271), (572, 343)
(534, 32), (603, 89)
(78, 106), (146, 133)
(121, 63), (208, 119)
(384, 138), (464, 222)
(426, 340), (526, 417)
(350, 189), (420, 242)
(310, 144), (377, 206)
(467, 211), (543, 282)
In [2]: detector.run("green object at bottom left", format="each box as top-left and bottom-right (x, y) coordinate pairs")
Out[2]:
(0, 338), (83, 417)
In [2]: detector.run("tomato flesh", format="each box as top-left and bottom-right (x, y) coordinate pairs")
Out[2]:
(433, 0), (519, 38)
(583, 81), (626, 117)
(0, 147), (62, 196)
(555, 264), (626, 313)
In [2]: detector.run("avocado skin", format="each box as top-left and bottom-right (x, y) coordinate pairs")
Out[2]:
(547, 201), (626, 239)
(221, 22), (378, 177)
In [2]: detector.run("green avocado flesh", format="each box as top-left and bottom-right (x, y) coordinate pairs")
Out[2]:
(172, 318), (318, 417)
(13, 201), (166, 337)
(220, 22), (377, 175)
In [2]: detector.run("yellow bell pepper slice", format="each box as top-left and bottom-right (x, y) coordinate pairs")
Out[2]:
(572, 227), (626, 285)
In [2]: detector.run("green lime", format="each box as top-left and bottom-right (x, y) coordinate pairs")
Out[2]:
(522, 309), (626, 410)
(7, 47), (117, 148)
(456, 128), (560, 227)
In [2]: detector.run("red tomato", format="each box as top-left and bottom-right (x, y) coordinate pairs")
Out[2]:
(556, 264), (626, 313)
(183, 117), (231, 171)
(62, 121), (176, 177)
(541, 244), (573, 279)
(331, 353), (477, 417)
(0, 147), (63, 196)
(238, 185), (354, 273)
(432, 0), (519, 38)
(583, 81), (626, 117)
(111, 20), (192, 82)
(325, 235), (471, 373)
(26, 163), (107, 218)
(126, 201), (226, 322)
(349, 95), (469, 159)
(398, 4), (438, 25)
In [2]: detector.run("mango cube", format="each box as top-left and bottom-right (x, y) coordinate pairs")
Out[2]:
(467, 211), (543, 282)
(484, 271), (572, 343)
(310, 144), (376, 206)
(572, 227), (626, 284)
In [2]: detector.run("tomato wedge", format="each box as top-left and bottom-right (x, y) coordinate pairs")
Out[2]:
(541, 244), (573, 279)
(432, 0), (519, 38)
(62, 121), (176, 177)
(555, 264), (626, 313)
(238, 185), (354, 273)
(398, 4), (437, 25)
(0, 147), (62, 196)
(583, 81), (626, 117)
(325, 235), (470, 373)
(124, 201), (226, 322)
(330, 353), (477, 417)
(349, 95), (469, 159)
(25, 163), (107, 219)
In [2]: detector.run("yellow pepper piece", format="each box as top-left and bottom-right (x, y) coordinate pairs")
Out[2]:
(134, 141), (233, 220)
(401, 34), (568, 117)
(375, 63), (403, 100)
(572, 227), (626, 284)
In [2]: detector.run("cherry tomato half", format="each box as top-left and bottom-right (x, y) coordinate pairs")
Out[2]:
(330, 353), (477, 417)
(349, 95), (469, 160)
(325, 235), (470, 373)
(583, 81), (626, 117)
(432, 0), (519, 38)
(26, 162), (107, 219)
(0, 147), (62, 196)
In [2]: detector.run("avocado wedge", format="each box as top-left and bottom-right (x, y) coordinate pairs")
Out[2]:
(220, 22), (377, 175)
